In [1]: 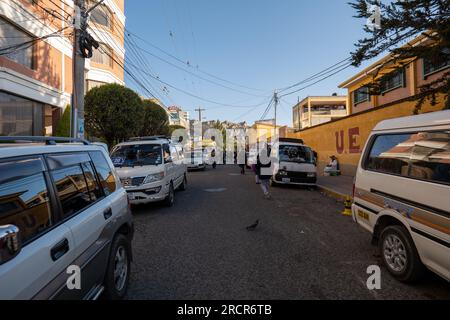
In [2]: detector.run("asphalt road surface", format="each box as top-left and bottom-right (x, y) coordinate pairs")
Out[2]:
(126, 165), (450, 300)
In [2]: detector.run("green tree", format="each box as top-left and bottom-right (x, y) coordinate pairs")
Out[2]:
(140, 99), (170, 137)
(85, 84), (144, 146)
(349, 0), (450, 112)
(54, 105), (71, 137)
(168, 125), (186, 135)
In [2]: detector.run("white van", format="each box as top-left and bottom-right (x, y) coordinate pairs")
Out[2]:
(353, 110), (450, 283)
(111, 137), (187, 206)
(272, 138), (317, 186)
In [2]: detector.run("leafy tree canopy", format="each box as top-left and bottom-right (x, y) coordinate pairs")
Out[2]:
(349, 0), (450, 111)
(140, 99), (170, 137)
(85, 83), (144, 146)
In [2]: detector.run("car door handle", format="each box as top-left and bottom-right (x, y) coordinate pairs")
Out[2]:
(50, 238), (69, 262)
(104, 208), (113, 220)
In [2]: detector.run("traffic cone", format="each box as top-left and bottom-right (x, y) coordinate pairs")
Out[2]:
(342, 196), (353, 216)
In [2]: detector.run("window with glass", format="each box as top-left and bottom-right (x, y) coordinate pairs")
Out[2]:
(380, 68), (405, 93)
(0, 17), (34, 69)
(423, 51), (450, 78)
(90, 4), (112, 29)
(353, 86), (370, 105)
(0, 158), (53, 244)
(91, 44), (113, 67)
(0, 91), (43, 136)
(111, 144), (163, 167)
(48, 153), (102, 219)
(365, 131), (450, 185)
(279, 145), (315, 164)
(89, 151), (117, 196)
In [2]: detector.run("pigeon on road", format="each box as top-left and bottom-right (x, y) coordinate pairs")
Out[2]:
(246, 220), (260, 231)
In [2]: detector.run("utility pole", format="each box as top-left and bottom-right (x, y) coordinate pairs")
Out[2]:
(71, 0), (86, 139)
(71, 0), (101, 139)
(195, 108), (206, 122)
(273, 91), (279, 134)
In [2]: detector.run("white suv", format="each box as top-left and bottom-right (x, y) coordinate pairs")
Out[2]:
(0, 137), (134, 300)
(111, 137), (188, 206)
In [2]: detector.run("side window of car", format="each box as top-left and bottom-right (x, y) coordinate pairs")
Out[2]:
(89, 151), (117, 196)
(163, 144), (171, 162)
(408, 131), (450, 184)
(48, 153), (101, 220)
(0, 158), (53, 245)
(365, 134), (413, 176)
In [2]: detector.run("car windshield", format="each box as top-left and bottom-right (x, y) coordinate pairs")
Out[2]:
(111, 144), (162, 167)
(279, 145), (314, 164)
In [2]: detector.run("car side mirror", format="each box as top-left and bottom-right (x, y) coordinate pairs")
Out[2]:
(0, 225), (21, 265)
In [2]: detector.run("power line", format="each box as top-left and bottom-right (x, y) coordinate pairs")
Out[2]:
(277, 57), (351, 93)
(127, 31), (269, 93)
(232, 96), (273, 122)
(87, 5), (173, 107)
(87, 26), (159, 101)
(279, 63), (352, 98)
(128, 39), (267, 98)
(0, 27), (70, 56)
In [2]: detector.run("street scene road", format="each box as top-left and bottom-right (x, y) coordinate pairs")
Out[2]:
(126, 165), (450, 300)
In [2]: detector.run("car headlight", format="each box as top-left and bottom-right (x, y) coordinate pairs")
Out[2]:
(143, 172), (165, 184)
(278, 170), (288, 176)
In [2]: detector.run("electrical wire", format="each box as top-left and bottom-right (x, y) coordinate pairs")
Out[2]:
(279, 63), (352, 98)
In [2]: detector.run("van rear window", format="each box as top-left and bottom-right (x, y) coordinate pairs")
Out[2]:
(365, 131), (450, 185)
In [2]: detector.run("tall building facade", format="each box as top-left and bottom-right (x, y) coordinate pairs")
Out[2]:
(0, 0), (125, 136)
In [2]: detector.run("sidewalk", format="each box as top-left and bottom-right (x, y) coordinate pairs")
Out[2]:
(316, 175), (354, 202)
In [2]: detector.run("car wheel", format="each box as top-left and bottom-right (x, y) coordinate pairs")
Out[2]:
(164, 182), (175, 207)
(103, 234), (131, 300)
(379, 225), (425, 283)
(179, 174), (187, 191)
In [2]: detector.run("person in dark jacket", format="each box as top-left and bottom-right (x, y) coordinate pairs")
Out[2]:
(256, 146), (272, 199)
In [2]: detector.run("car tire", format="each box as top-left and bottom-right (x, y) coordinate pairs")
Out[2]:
(379, 225), (425, 283)
(164, 182), (175, 207)
(103, 234), (131, 300)
(179, 174), (187, 191)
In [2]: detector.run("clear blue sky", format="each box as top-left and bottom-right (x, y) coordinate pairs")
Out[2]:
(124, 0), (372, 127)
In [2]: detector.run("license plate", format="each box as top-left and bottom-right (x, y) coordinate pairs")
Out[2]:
(282, 178), (291, 183)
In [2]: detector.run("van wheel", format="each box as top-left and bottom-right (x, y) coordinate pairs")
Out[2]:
(179, 174), (187, 191)
(379, 225), (425, 283)
(164, 183), (175, 207)
(103, 234), (131, 300)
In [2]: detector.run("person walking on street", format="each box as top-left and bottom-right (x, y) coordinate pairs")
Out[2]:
(211, 149), (217, 169)
(256, 146), (272, 199)
(252, 163), (260, 184)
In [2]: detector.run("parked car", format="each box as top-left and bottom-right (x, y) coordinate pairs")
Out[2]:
(111, 137), (187, 206)
(188, 149), (207, 171)
(0, 137), (134, 300)
(353, 111), (450, 283)
(271, 138), (317, 186)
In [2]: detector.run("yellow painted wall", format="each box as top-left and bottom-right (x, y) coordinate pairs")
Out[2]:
(287, 96), (446, 176)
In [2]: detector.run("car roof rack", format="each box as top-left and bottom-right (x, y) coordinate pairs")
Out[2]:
(279, 138), (305, 145)
(0, 136), (90, 146)
(128, 136), (171, 142)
